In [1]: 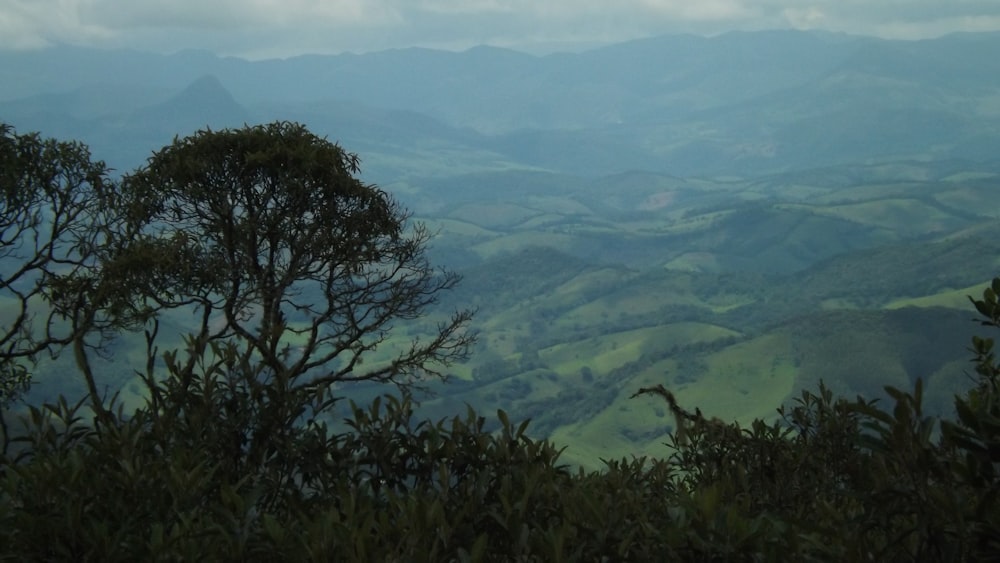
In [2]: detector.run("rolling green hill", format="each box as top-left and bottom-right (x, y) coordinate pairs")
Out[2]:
(5, 31), (1000, 469)
(9, 150), (997, 470)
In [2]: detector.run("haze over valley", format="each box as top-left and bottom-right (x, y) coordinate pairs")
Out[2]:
(3, 30), (1000, 466)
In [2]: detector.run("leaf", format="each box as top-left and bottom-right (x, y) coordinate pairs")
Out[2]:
(516, 419), (531, 439)
(954, 399), (982, 432)
(497, 409), (510, 429)
(893, 400), (912, 429)
(149, 523), (165, 552)
(973, 299), (995, 320)
(262, 514), (285, 543)
(884, 386), (908, 403)
(470, 533), (489, 562)
(219, 484), (245, 514)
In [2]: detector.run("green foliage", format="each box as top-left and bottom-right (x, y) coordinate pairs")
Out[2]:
(0, 122), (482, 559)
(0, 363), (29, 409)
(0, 387), (573, 561)
(0, 123), (115, 406)
(104, 122), (475, 395)
(6, 281), (1000, 560)
(5, 122), (1000, 560)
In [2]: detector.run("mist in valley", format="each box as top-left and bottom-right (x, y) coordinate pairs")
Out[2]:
(3, 27), (1000, 467)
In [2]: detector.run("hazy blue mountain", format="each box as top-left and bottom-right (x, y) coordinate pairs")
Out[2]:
(141, 74), (248, 126)
(25, 74), (253, 169)
(2, 30), (1000, 175)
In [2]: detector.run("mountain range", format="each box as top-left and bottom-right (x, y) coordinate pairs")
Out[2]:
(3, 30), (1000, 178)
(4, 30), (1000, 466)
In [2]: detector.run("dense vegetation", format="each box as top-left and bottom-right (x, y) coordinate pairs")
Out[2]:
(2, 123), (1000, 560)
(5, 340), (999, 561)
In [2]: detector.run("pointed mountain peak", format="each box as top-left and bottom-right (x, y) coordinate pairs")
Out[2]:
(140, 74), (249, 132)
(168, 74), (237, 106)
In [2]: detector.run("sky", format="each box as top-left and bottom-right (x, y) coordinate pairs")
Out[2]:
(2, 0), (1000, 59)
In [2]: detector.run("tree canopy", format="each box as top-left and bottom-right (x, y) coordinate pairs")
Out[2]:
(0, 124), (115, 410)
(1, 121), (475, 470)
(105, 122), (473, 391)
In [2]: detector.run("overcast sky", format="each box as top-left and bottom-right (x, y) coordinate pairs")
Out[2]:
(2, 0), (1000, 59)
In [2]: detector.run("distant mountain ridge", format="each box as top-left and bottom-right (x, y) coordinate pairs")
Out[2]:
(6, 32), (1000, 467)
(1, 30), (999, 176)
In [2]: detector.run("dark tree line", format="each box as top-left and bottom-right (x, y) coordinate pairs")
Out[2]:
(0, 121), (474, 454)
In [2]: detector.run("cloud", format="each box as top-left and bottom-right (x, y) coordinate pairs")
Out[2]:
(781, 7), (828, 30)
(1, 0), (999, 58)
(0, 0), (113, 49)
(81, 0), (400, 30)
(638, 0), (757, 21)
(766, 0), (1000, 39)
(0, 0), (412, 58)
(868, 14), (1000, 40)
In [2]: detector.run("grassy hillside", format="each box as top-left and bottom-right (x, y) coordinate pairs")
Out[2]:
(406, 161), (1000, 465)
(10, 152), (998, 470)
(6, 52), (1000, 468)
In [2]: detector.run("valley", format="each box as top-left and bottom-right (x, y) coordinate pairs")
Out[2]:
(3, 30), (1000, 469)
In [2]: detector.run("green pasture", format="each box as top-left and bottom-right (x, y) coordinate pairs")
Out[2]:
(445, 202), (543, 230)
(748, 183), (829, 201)
(539, 323), (740, 379)
(470, 231), (580, 259)
(940, 171), (998, 183)
(550, 332), (796, 469)
(687, 333), (797, 423)
(361, 146), (526, 182)
(549, 363), (679, 471)
(520, 196), (595, 216)
(809, 182), (924, 205)
(418, 217), (500, 238)
(808, 198), (963, 236)
(820, 298), (860, 310)
(933, 185), (1000, 218)
(648, 210), (737, 235)
(884, 281), (990, 310)
(557, 286), (699, 326)
(513, 213), (580, 230)
(546, 267), (633, 305)
(664, 252), (723, 272)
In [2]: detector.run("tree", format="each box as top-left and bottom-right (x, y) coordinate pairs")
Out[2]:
(69, 121), (476, 474)
(0, 124), (117, 450)
(109, 120), (473, 384)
